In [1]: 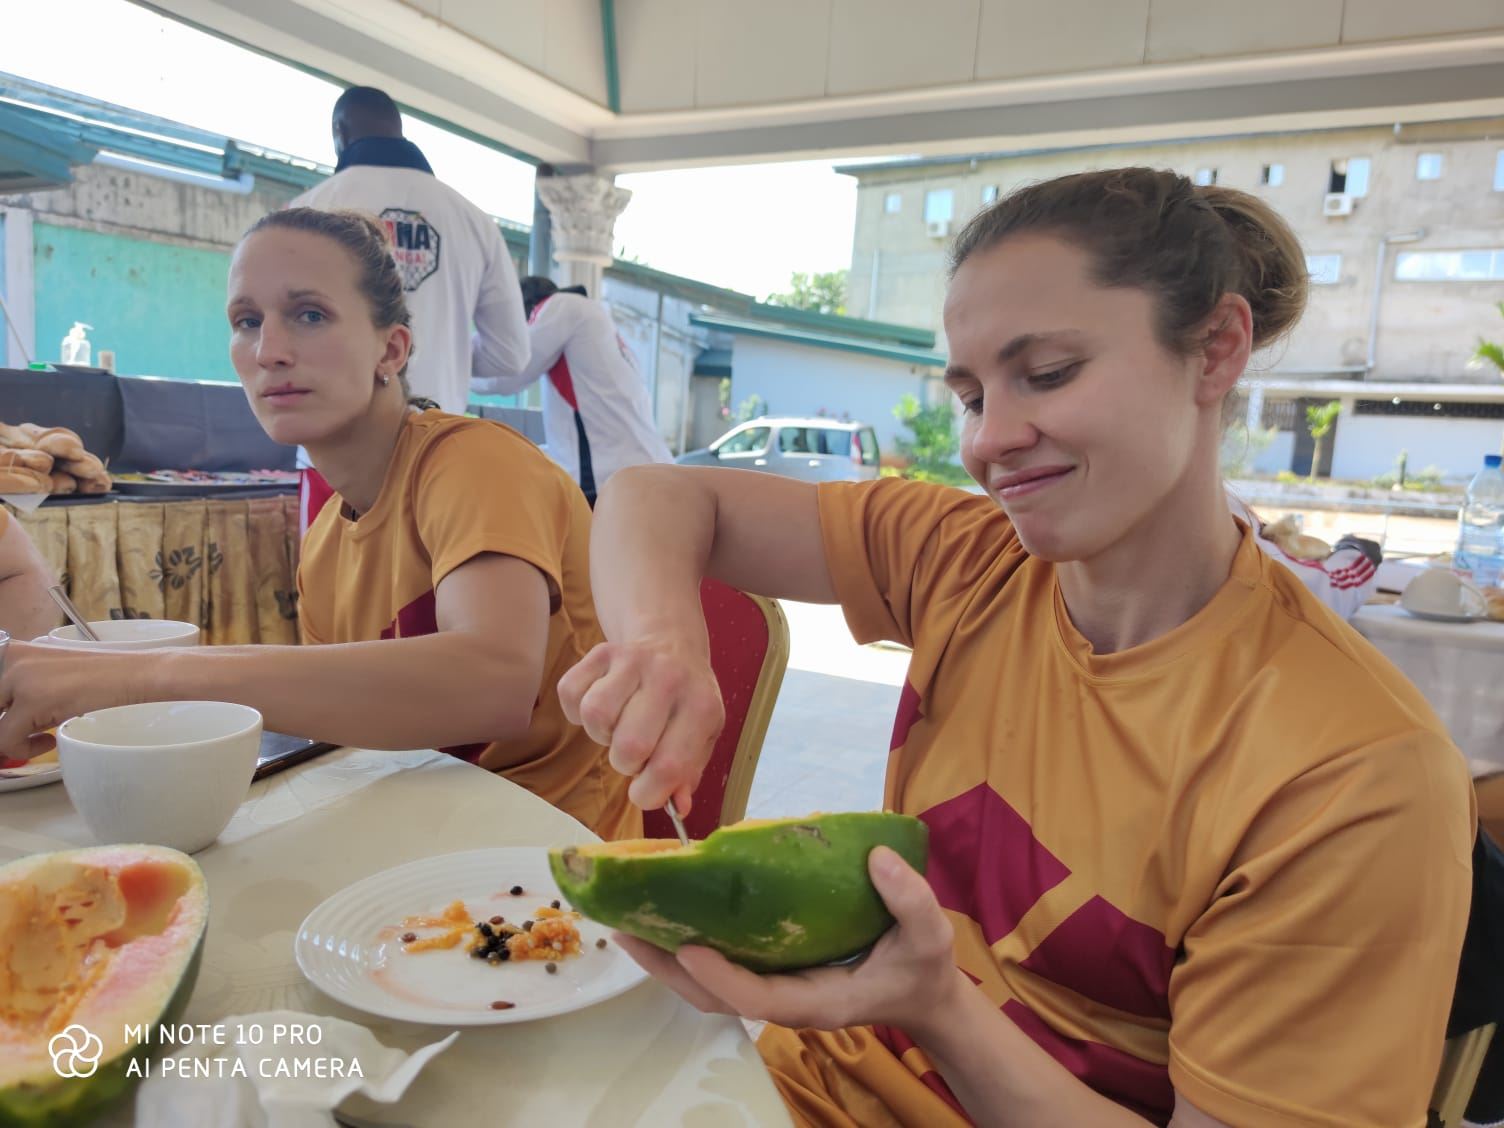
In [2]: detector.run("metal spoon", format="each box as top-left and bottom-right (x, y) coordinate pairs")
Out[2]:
(47, 585), (99, 642)
(664, 797), (690, 846)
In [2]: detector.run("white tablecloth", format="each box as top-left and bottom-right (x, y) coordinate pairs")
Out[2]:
(1352, 603), (1504, 778)
(0, 748), (791, 1126)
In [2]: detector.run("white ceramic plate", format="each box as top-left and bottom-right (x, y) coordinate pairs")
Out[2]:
(295, 848), (646, 1026)
(0, 762), (62, 793)
(1401, 606), (1485, 624)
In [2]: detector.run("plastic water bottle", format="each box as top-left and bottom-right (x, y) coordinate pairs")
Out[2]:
(1455, 454), (1504, 588)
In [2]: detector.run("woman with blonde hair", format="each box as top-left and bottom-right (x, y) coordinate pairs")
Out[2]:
(0, 207), (637, 841)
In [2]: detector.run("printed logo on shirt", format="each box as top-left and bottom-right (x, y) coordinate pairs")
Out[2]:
(379, 208), (441, 291)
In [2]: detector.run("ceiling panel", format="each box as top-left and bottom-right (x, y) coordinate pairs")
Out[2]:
(1146, 0), (1344, 62)
(616, 0), (698, 113)
(826, 0), (980, 97)
(976, 0), (1149, 80)
(693, 0), (832, 109)
(1341, 0), (1504, 43)
(440, 0), (545, 71)
(400, 0), (440, 16)
(543, 0), (607, 105)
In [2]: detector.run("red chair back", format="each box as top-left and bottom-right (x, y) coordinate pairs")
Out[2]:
(642, 579), (788, 840)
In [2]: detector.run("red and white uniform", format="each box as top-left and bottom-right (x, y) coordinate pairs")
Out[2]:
(471, 292), (671, 496)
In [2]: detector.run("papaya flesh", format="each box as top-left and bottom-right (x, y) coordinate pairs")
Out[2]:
(0, 845), (207, 1128)
(549, 812), (928, 972)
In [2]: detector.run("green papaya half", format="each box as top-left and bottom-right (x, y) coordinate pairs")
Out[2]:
(0, 845), (207, 1127)
(550, 812), (928, 972)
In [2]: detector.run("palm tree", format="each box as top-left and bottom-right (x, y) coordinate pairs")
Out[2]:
(1474, 302), (1504, 456)
(1305, 400), (1341, 481)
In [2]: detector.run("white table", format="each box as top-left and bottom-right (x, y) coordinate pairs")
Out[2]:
(0, 748), (791, 1126)
(1352, 603), (1504, 778)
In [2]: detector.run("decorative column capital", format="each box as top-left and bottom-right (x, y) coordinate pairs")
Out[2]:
(536, 174), (632, 267)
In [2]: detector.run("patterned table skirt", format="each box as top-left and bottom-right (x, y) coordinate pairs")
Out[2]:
(6, 496), (301, 645)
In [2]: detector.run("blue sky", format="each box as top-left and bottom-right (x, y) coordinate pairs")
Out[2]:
(0, 0), (866, 299)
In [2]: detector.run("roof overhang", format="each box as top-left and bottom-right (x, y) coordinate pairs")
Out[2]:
(138, 0), (1504, 172)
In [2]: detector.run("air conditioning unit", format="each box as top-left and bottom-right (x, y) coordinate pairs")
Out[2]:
(1322, 193), (1355, 217)
(926, 219), (951, 239)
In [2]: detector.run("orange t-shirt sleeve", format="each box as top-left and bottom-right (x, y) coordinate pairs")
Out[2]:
(817, 478), (1014, 648)
(412, 424), (574, 605)
(1167, 730), (1474, 1127)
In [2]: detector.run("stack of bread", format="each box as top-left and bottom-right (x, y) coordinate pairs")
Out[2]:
(0, 422), (111, 495)
(1487, 588), (1504, 623)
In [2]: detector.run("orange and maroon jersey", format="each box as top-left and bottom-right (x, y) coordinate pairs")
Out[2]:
(297, 409), (638, 840)
(760, 477), (1473, 1127)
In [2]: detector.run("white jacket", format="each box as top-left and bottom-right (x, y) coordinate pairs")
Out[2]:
(293, 166), (528, 415)
(472, 293), (672, 493)
(1227, 491), (1379, 621)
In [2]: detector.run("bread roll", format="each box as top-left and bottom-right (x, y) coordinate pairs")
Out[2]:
(1280, 533), (1334, 561)
(1487, 589), (1504, 623)
(0, 422), (36, 449)
(0, 466), (51, 493)
(77, 475), (111, 495)
(49, 470), (78, 495)
(0, 448), (53, 475)
(30, 427), (86, 461)
(57, 452), (105, 479)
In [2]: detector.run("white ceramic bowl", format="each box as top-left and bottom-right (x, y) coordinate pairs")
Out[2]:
(45, 620), (201, 649)
(58, 701), (262, 853)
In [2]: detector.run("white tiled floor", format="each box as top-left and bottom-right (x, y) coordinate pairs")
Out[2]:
(743, 602), (908, 819)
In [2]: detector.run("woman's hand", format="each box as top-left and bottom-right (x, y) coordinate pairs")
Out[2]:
(0, 641), (150, 759)
(613, 846), (961, 1036)
(558, 634), (725, 813)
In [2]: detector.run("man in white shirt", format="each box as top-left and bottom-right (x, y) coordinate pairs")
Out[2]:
(472, 277), (672, 504)
(292, 87), (529, 416)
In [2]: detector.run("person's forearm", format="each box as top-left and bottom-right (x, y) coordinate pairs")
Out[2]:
(590, 466), (715, 652)
(913, 972), (1154, 1128)
(0, 570), (60, 644)
(152, 633), (539, 749)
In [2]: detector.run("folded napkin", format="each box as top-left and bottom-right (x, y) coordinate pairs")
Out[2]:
(134, 1011), (457, 1128)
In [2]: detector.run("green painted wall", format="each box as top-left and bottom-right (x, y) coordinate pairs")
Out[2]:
(33, 222), (235, 381)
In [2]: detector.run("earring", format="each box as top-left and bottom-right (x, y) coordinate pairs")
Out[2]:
(379, 373), (391, 387)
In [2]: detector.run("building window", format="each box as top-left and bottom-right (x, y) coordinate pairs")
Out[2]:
(1355, 399), (1504, 420)
(981, 184), (999, 205)
(1261, 163), (1285, 187)
(1305, 254), (1342, 285)
(883, 192), (902, 214)
(1494, 151), (1504, 192)
(1329, 157), (1370, 197)
(1416, 152), (1445, 181)
(1193, 167), (1217, 186)
(1395, 249), (1504, 282)
(924, 189), (954, 224)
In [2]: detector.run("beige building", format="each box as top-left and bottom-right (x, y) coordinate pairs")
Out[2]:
(840, 119), (1504, 384)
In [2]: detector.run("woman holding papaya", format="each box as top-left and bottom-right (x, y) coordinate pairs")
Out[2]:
(558, 169), (1473, 1125)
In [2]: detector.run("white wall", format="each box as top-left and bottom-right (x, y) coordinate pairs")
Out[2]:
(1252, 432), (1296, 475)
(1331, 413), (1504, 482)
(728, 336), (934, 453)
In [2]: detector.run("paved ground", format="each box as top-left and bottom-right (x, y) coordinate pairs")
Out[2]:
(743, 601), (906, 819)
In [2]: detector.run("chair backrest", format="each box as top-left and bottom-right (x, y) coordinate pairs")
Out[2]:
(642, 578), (789, 841)
(1431, 827), (1504, 1124)
(1431, 1023), (1496, 1127)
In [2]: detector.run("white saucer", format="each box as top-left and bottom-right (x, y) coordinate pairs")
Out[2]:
(0, 762), (63, 793)
(1400, 605), (1485, 624)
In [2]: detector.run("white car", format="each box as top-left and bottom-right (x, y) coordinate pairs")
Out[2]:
(677, 417), (881, 483)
